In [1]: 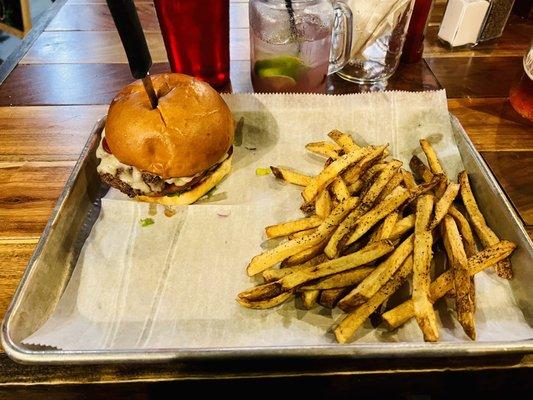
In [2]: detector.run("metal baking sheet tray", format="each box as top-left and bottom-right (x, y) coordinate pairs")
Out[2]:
(2, 114), (532, 364)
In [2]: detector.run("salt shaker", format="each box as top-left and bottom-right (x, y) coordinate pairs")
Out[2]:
(437, 0), (490, 48)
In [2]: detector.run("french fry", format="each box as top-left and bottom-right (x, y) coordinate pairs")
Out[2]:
(371, 211), (399, 242)
(345, 187), (410, 246)
(301, 290), (320, 309)
(374, 172), (404, 203)
(289, 227), (317, 240)
(279, 240), (395, 290)
(428, 182), (460, 230)
(401, 169), (417, 189)
(247, 197), (358, 276)
(334, 256), (413, 343)
(328, 129), (360, 153)
(338, 234), (414, 312)
(238, 281), (284, 302)
(447, 207), (477, 257)
(347, 163), (388, 194)
(382, 240), (516, 330)
(302, 148), (371, 203)
(237, 292), (292, 309)
(442, 215), (475, 339)
(459, 171), (512, 279)
(419, 139), (444, 175)
(271, 166), (313, 186)
(315, 189), (332, 219)
(300, 266), (374, 290)
(330, 177), (351, 202)
(305, 141), (341, 159)
(412, 194), (439, 342)
(448, 206), (478, 308)
(262, 254), (328, 282)
(409, 155), (434, 184)
(389, 214), (415, 240)
(265, 215), (323, 239)
(319, 288), (349, 309)
(343, 146), (388, 184)
(325, 163), (402, 258)
(281, 239), (327, 267)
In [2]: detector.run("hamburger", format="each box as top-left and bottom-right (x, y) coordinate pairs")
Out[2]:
(96, 73), (234, 205)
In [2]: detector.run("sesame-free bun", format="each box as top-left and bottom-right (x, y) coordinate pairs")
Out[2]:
(104, 73), (234, 178)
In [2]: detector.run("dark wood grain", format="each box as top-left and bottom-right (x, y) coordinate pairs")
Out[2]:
(481, 151), (533, 225)
(0, 62), (252, 105)
(46, 2), (248, 31)
(0, 106), (107, 161)
(448, 98), (533, 151)
(327, 59), (441, 94)
(426, 56), (524, 98)
(423, 16), (533, 58)
(0, 164), (74, 237)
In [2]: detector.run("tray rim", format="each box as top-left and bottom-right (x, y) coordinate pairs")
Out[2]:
(2, 114), (532, 365)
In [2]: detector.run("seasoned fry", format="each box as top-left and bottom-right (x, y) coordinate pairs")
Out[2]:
(345, 187), (410, 246)
(428, 182), (460, 230)
(319, 288), (349, 309)
(315, 189), (332, 219)
(247, 197), (358, 276)
(442, 215), (475, 339)
(343, 146), (387, 184)
(330, 177), (351, 202)
(401, 169), (417, 189)
(300, 266), (374, 290)
(348, 163), (388, 194)
(289, 227), (317, 240)
(447, 207), (477, 257)
(325, 163), (402, 258)
(263, 254), (328, 282)
(338, 234), (414, 312)
(409, 155), (434, 184)
(334, 256), (413, 343)
(238, 281), (284, 302)
(305, 141), (341, 159)
(302, 148), (371, 203)
(412, 194), (439, 342)
(372, 211), (399, 242)
(281, 239), (327, 267)
(389, 214), (415, 240)
(279, 240), (395, 290)
(301, 290), (320, 309)
(382, 240), (516, 330)
(374, 172), (404, 203)
(271, 166), (313, 186)
(419, 139), (444, 175)
(237, 292), (292, 309)
(328, 129), (360, 153)
(459, 171), (512, 279)
(265, 215), (323, 239)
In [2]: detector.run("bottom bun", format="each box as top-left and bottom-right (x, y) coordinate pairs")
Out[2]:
(136, 154), (233, 205)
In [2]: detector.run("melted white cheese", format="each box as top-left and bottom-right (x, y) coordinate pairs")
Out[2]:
(96, 131), (227, 194)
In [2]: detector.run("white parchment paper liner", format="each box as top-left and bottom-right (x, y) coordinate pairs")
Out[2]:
(23, 91), (533, 350)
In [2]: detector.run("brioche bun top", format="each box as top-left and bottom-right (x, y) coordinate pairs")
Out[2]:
(104, 73), (234, 178)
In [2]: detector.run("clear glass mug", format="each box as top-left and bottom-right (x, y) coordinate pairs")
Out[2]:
(249, 0), (353, 93)
(338, 0), (415, 83)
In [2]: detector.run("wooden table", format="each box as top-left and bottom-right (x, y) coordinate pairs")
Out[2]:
(0, 0), (531, 396)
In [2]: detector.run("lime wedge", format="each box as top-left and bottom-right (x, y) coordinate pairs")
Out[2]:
(259, 75), (297, 91)
(254, 56), (307, 81)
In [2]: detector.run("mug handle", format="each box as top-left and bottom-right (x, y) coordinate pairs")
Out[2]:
(328, 1), (353, 75)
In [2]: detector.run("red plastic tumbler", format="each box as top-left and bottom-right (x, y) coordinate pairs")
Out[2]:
(154, 0), (230, 87)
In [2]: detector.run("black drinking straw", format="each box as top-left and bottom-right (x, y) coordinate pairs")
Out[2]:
(285, 0), (298, 41)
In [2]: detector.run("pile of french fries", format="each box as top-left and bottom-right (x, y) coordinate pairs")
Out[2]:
(237, 130), (517, 343)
